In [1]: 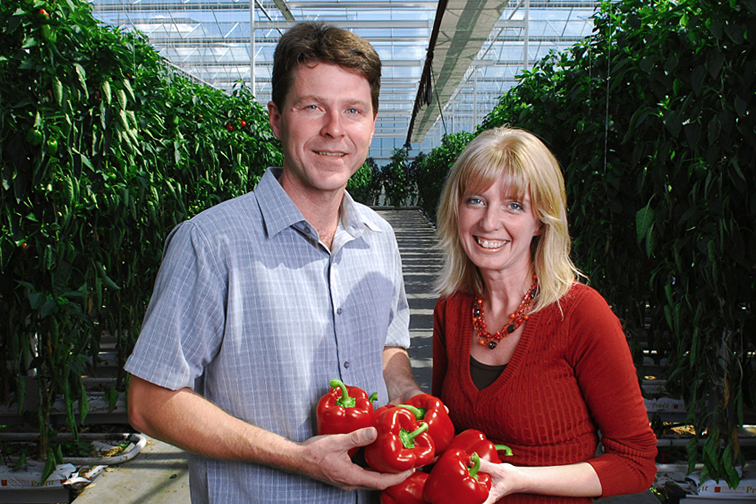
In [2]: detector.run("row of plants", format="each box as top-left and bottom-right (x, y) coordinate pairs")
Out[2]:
(0, 0), (423, 479)
(0, 0), (282, 479)
(2, 0), (753, 491)
(412, 0), (755, 490)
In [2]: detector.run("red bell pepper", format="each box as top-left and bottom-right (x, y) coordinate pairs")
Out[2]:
(364, 405), (435, 473)
(380, 471), (428, 504)
(404, 393), (455, 454)
(316, 379), (377, 456)
(423, 449), (492, 504)
(446, 428), (513, 463)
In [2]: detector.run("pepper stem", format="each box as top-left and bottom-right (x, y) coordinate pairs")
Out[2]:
(329, 379), (356, 408)
(468, 452), (481, 481)
(399, 421), (429, 449)
(397, 404), (424, 420)
(495, 444), (513, 456)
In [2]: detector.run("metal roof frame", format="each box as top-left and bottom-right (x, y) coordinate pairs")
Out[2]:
(92, 0), (599, 160)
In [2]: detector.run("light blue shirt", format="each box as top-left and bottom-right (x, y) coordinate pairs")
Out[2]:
(125, 167), (410, 503)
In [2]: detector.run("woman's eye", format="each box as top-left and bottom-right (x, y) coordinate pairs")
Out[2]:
(509, 202), (524, 211)
(466, 197), (484, 205)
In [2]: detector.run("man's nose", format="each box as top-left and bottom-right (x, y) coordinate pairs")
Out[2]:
(321, 109), (345, 137)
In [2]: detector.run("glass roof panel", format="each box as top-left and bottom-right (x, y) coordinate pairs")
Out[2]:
(91, 0), (598, 160)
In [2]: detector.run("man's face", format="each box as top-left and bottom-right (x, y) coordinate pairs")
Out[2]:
(268, 62), (376, 198)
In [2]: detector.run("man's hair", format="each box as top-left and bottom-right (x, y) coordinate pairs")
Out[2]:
(271, 22), (381, 115)
(434, 126), (583, 311)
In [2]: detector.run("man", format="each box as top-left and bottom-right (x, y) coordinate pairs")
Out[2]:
(126, 22), (423, 503)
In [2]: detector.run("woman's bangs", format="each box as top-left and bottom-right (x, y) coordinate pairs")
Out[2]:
(458, 149), (529, 200)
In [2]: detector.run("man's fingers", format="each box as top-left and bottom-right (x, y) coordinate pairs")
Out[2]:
(357, 468), (415, 491)
(348, 426), (378, 448)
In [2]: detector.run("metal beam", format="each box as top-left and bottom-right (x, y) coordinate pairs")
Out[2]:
(93, 0), (594, 12)
(271, 0), (295, 20)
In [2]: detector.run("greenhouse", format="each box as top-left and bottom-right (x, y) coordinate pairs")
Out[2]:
(1, 0), (754, 502)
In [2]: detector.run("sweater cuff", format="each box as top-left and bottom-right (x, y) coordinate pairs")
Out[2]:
(587, 454), (655, 498)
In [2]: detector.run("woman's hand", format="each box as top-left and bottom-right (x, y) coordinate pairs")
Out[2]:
(477, 459), (602, 502)
(479, 459), (524, 503)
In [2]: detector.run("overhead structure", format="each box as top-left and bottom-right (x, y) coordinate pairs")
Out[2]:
(408, 0), (509, 145)
(91, 0), (598, 160)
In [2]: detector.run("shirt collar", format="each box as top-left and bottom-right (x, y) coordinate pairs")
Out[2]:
(256, 167), (383, 241)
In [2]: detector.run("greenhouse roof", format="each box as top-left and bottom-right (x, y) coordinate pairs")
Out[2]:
(92, 0), (599, 160)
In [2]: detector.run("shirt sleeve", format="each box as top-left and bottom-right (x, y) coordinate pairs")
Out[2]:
(567, 287), (658, 497)
(125, 220), (226, 391)
(382, 226), (411, 349)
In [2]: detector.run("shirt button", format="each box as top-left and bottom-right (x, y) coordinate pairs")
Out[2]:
(336, 307), (343, 315)
(344, 361), (350, 368)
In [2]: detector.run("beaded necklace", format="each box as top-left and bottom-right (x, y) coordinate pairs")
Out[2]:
(473, 276), (538, 349)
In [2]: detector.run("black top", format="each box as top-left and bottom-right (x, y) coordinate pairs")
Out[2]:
(470, 356), (507, 390)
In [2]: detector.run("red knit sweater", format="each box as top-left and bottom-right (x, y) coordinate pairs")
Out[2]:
(432, 284), (657, 503)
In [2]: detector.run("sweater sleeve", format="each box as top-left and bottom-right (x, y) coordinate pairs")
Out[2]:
(431, 296), (450, 398)
(567, 286), (657, 498)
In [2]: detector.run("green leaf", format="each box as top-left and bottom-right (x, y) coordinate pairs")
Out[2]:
(52, 77), (63, 106)
(22, 35), (39, 49)
(663, 109), (682, 138)
(15, 375), (26, 414)
(12, 450), (27, 471)
(123, 78), (135, 102)
(95, 261), (121, 291)
(707, 116), (721, 145)
(41, 449), (56, 484)
(79, 379), (89, 424)
(74, 63), (88, 99)
(734, 96), (747, 117)
(639, 56), (655, 73)
(102, 80), (112, 105)
(645, 225), (656, 258)
(636, 201), (655, 245)
(691, 65), (706, 96)
(116, 88), (127, 110)
(104, 386), (119, 413)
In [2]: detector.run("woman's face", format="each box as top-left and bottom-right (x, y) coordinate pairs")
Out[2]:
(458, 174), (542, 279)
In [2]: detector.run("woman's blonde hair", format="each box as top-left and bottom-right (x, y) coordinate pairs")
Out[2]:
(435, 126), (582, 311)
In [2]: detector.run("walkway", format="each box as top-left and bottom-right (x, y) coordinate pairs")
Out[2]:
(72, 209), (656, 504)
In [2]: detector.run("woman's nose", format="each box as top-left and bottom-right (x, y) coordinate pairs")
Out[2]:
(479, 205), (501, 230)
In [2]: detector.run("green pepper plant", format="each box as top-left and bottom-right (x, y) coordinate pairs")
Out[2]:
(0, 0), (281, 482)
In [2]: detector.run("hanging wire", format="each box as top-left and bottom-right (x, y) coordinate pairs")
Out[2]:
(430, 62), (447, 137)
(603, 5), (611, 175)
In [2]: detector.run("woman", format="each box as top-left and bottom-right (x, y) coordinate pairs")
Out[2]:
(432, 126), (657, 503)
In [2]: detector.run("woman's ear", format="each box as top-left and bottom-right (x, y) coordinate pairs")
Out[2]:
(534, 221), (544, 237)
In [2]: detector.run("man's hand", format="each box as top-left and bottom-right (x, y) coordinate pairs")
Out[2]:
(298, 427), (414, 491)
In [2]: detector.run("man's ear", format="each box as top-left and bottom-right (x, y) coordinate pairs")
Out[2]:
(268, 101), (281, 139)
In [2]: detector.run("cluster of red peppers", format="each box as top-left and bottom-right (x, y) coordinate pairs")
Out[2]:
(315, 379), (513, 504)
